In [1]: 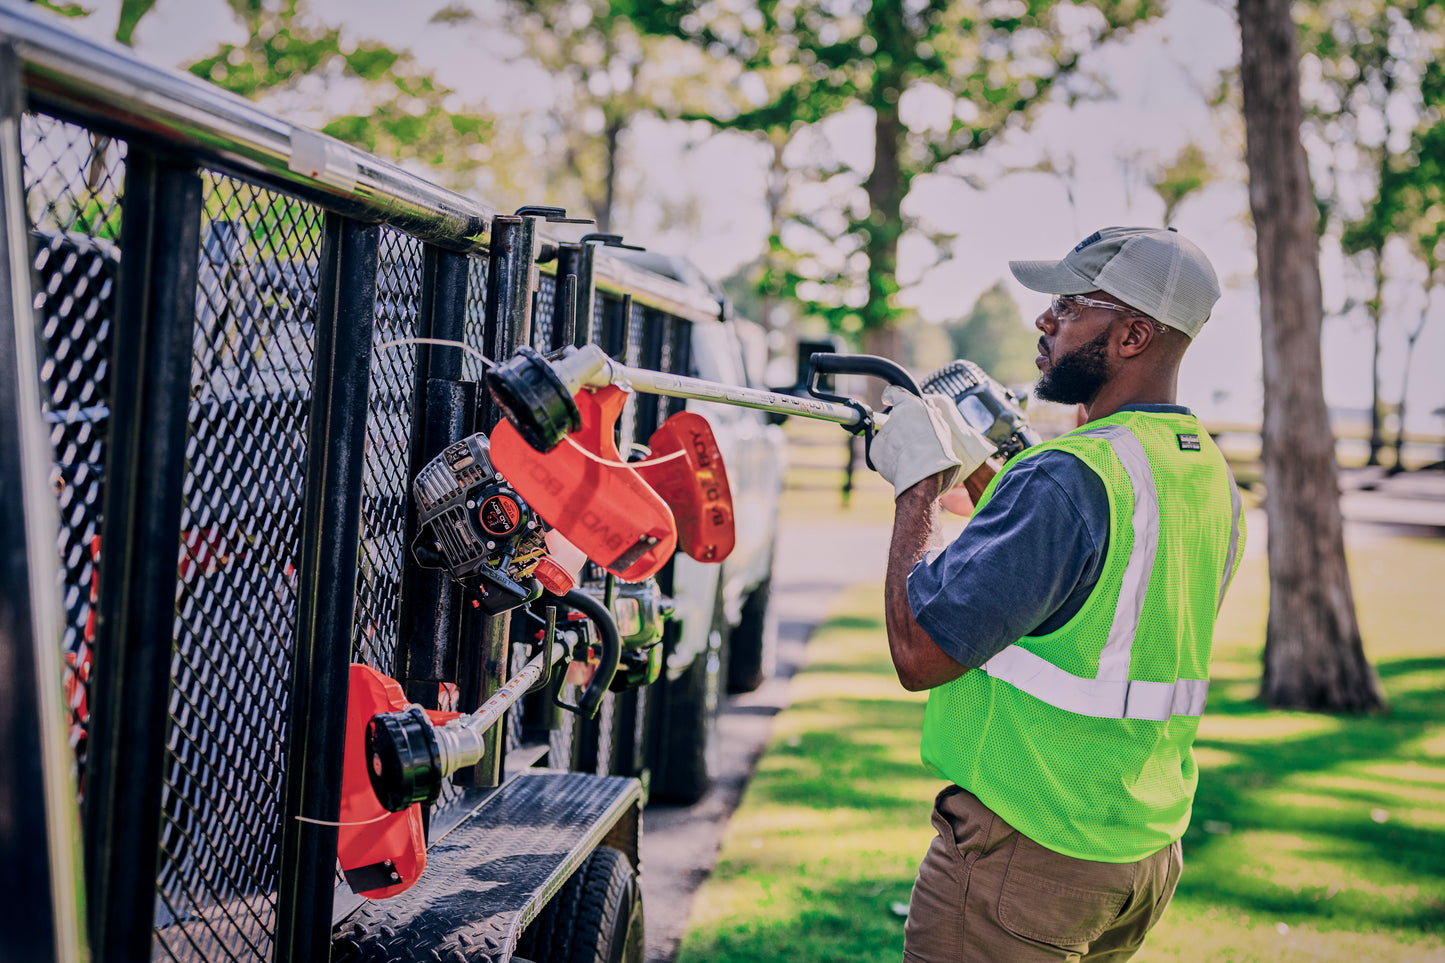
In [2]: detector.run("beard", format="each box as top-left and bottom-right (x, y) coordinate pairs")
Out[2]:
(1034, 328), (1113, 405)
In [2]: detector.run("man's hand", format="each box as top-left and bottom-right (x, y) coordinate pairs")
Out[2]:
(872, 387), (995, 500)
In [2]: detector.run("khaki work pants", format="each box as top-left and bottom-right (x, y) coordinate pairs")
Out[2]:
(904, 786), (1182, 962)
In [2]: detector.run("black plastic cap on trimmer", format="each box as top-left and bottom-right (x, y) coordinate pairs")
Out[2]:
(485, 345), (582, 452)
(365, 706), (444, 813)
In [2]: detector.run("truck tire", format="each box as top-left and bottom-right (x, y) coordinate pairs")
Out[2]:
(726, 574), (775, 694)
(651, 592), (726, 804)
(515, 846), (643, 963)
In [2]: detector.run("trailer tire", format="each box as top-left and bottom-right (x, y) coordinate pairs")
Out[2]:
(516, 847), (642, 963)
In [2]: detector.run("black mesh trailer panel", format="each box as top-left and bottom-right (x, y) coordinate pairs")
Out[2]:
(2, 8), (734, 961)
(23, 113), (126, 800)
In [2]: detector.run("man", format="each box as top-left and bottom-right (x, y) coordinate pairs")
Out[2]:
(871, 227), (1245, 962)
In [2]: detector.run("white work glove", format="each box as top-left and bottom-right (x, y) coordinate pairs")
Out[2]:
(871, 386), (994, 500)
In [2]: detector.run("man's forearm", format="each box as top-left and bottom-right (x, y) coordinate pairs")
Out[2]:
(884, 473), (969, 691)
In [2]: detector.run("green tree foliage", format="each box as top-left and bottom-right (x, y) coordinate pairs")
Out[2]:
(1301, 0), (1444, 466)
(184, 0), (492, 189)
(465, 0), (736, 232)
(1362, 53), (1445, 470)
(945, 281), (1037, 385)
(1152, 142), (1213, 226)
(63, 0), (496, 191)
(633, 0), (1160, 355)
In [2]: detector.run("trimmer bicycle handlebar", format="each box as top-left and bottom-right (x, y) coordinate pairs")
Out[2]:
(807, 352), (921, 398)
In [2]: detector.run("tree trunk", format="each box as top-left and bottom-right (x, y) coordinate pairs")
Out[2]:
(1238, 0), (1384, 711)
(1390, 293), (1433, 474)
(863, 102), (904, 330)
(595, 113), (623, 235)
(1366, 254), (1385, 467)
(860, 85), (907, 409)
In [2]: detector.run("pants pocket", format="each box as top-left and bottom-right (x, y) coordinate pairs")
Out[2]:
(995, 833), (1133, 946)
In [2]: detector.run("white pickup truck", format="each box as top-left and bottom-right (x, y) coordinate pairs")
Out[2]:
(605, 250), (789, 804)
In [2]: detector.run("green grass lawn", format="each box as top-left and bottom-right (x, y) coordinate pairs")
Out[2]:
(677, 535), (1445, 963)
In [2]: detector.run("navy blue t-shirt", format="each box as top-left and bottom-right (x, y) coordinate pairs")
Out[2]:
(906, 405), (1190, 669)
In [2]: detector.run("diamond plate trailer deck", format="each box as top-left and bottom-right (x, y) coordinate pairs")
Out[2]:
(333, 773), (642, 963)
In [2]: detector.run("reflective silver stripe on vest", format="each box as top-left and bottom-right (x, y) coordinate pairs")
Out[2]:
(1086, 426), (1158, 683)
(1218, 471), (1243, 614)
(982, 646), (1207, 721)
(980, 425), (1206, 722)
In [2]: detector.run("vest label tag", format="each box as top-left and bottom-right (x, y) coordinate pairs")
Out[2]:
(1177, 433), (1201, 451)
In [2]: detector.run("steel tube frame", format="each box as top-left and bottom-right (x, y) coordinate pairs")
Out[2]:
(274, 214), (379, 963)
(453, 213), (539, 789)
(396, 246), (472, 707)
(0, 39), (86, 963)
(80, 147), (204, 963)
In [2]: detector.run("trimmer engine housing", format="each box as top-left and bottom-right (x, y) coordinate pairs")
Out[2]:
(412, 433), (546, 613)
(921, 359), (1041, 461)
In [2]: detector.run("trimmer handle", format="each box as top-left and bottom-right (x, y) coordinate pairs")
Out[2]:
(806, 353), (924, 472)
(552, 588), (622, 719)
(807, 352), (922, 400)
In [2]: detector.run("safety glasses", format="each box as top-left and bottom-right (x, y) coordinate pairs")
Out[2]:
(1048, 294), (1132, 322)
(1049, 295), (1168, 333)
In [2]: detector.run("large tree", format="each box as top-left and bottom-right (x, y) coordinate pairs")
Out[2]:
(638, 0), (1158, 362)
(1237, 0), (1384, 710)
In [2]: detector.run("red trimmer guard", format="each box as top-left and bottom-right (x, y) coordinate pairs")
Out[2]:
(634, 413), (735, 564)
(491, 384), (678, 582)
(338, 665), (430, 899)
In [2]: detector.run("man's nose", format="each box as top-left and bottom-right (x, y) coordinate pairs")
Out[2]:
(1035, 310), (1055, 333)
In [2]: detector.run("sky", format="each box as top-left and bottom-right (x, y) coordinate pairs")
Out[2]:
(61, 0), (1445, 437)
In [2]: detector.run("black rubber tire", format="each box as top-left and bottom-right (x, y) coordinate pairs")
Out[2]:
(650, 591), (726, 804)
(726, 575), (775, 694)
(515, 847), (643, 963)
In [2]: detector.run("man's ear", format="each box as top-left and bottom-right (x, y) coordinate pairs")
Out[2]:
(1116, 316), (1157, 358)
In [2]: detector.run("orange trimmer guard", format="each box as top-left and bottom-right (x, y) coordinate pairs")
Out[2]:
(491, 384), (678, 582)
(634, 412), (735, 564)
(337, 665), (449, 899)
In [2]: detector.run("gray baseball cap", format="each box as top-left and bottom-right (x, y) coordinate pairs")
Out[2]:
(1009, 226), (1221, 338)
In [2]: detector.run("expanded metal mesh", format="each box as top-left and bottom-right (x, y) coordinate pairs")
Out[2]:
(152, 173), (324, 962)
(462, 255), (489, 384)
(22, 113), (125, 792)
(589, 292), (605, 348)
(532, 273), (556, 349)
(617, 299), (645, 454)
(353, 227), (421, 671)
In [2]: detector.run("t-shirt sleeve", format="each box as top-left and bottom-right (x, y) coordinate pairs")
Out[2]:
(905, 450), (1110, 668)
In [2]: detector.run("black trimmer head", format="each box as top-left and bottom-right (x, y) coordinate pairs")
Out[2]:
(486, 345), (582, 452)
(366, 706), (444, 813)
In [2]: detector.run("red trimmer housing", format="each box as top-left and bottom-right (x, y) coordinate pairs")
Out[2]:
(491, 384), (736, 581)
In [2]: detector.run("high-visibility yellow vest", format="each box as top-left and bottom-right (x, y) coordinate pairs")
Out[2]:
(920, 410), (1245, 862)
